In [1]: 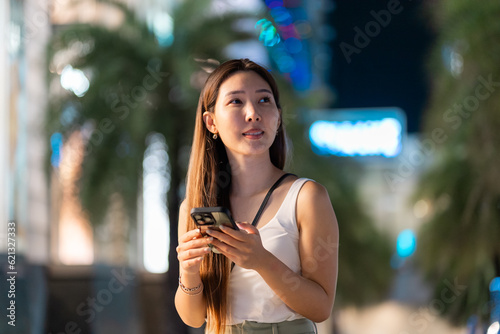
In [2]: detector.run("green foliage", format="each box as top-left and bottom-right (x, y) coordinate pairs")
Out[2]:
(416, 0), (500, 324)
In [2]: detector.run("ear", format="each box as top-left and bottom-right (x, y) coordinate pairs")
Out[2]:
(203, 111), (217, 134)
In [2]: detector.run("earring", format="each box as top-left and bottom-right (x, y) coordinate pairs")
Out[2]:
(213, 133), (218, 140)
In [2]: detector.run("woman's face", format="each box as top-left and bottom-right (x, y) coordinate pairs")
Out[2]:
(204, 71), (281, 160)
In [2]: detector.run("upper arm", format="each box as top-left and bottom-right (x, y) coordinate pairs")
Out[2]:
(296, 181), (339, 300)
(178, 199), (189, 243)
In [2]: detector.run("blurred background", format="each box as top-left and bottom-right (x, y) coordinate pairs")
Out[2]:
(1, 0), (499, 333)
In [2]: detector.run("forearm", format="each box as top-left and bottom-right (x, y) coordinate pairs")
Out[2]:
(256, 252), (335, 322)
(174, 273), (207, 328)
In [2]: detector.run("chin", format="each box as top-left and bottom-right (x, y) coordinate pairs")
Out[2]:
(229, 147), (271, 159)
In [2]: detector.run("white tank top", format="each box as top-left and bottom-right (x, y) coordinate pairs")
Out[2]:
(227, 178), (312, 325)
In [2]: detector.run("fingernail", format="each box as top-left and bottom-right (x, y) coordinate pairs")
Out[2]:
(219, 225), (225, 230)
(206, 229), (212, 235)
(205, 247), (212, 252)
(207, 237), (214, 242)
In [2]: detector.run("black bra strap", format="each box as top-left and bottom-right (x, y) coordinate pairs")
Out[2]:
(251, 173), (295, 227)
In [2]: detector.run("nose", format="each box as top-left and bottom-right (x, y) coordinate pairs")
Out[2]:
(245, 102), (261, 122)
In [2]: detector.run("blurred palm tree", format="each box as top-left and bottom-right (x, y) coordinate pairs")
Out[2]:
(415, 0), (500, 326)
(45, 1), (255, 332)
(46, 0), (254, 228)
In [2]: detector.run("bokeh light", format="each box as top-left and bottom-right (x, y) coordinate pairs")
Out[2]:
(487, 322), (499, 334)
(148, 11), (174, 47)
(270, 6), (293, 26)
(309, 118), (402, 157)
(50, 132), (63, 167)
(60, 65), (90, 97)
(284, 37), (302, 54)
(396, 229), (417, 258)
(143, 133), (170, 274)
(413, 199), (430, 219)
(255, 18), (281, 47)
(256, 1), (312, 90)
(491, 277), (500, 292)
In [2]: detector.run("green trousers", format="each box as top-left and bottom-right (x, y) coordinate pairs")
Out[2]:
(227, 318), (317, 334)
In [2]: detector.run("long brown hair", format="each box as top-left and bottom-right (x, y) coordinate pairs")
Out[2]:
(184, 59), (287, 333)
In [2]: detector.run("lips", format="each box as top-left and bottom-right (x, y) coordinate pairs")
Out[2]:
(242, 129), (264, 139)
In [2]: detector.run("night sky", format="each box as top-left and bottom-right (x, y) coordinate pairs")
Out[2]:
(329, 0), (434, 133)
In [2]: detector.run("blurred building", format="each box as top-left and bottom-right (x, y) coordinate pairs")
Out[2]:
(1, 1), (168, 333)
(2, 0), (52, 262)
(1, 0), (179, 270)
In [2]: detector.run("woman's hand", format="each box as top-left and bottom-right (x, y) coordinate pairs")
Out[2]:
(176, 229), (213, 275)
(205, 222), (271, 270)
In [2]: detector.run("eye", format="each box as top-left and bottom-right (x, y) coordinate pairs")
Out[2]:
(228, 98), (242, 105)
(259, 96), (271, 103)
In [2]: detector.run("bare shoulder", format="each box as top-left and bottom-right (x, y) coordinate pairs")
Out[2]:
(297, 180), (329, 201)
(296, 180), (338, 231)
(297, 180), (331, 211)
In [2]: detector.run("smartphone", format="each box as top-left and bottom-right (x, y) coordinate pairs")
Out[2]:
(190, 206), (239, 233)
(190, 207), (239, 254)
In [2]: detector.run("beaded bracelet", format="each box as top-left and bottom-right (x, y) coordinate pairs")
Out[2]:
(179, 276), (203, 296)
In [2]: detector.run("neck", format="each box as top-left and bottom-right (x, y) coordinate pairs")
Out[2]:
(227, 152), (283, 198)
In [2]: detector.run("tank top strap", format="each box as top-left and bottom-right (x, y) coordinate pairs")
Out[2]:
(227, 177), (315, 325)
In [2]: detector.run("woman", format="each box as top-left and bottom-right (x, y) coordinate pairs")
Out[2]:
(175, 59), (339, 334)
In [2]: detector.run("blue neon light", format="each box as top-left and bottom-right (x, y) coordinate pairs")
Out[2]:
(50, 132), (63, 167)
(270, 7), (293, 26)
(256, 2), (311, 91)
(255, 19), (281, 47)
(491, 277), (500, 292)
(396, 229), (417, 258)
(309, 118), (402, 157)
(284, 37), (303, 54)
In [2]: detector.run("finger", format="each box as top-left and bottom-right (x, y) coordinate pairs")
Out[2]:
(179, 229), (202, 242)
(205, 228), (239, 245)
(214, 223), (259, 241)
(209, 240), (235, 260)
(180, 256), (204, 269)
(178, 246), (211, 262)
(235, 222), (259, 235)
(177, 236), (213, 254)
(204, 228), (225, 240)
(217, 224), (253, 242)
(206, 229), (243, 249)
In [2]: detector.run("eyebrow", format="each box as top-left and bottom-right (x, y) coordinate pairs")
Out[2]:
(225, 89), (273, 96)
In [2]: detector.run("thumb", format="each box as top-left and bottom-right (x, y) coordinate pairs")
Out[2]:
(236, 222), (259, 234)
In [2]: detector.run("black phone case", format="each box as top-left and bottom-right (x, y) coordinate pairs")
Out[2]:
(190, 207), (239, 254)
(190, 207), (239, 232)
